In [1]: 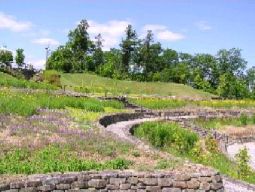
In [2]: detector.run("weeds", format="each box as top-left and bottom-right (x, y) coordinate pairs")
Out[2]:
(0, 145), (132, 174)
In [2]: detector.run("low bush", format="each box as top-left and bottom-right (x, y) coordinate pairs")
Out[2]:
(235, 147), (251, 179)
(134, 121), (198, 153)
(43, 70), (61, 87)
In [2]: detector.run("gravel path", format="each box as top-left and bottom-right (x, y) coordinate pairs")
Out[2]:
(104, 117), (255, 192)
(105, 117), (160, 152)
(223, 176), (255, 192)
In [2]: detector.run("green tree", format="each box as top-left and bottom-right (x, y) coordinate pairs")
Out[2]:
(15, 48), (25, 68)
(217, 72), (249, 99)
(0, 49), (13, 67)
(192, 54), (218, 89)
(216, 48), (247, 76)
(193, 74), (212, 92)
(161, 48), (179, 68)
(246, 67), (255, 92)
(46, 46), (73, 73)
(235, 147), (251, 179)
(120, 24), (139, 73)
(93, 33), (104, 71)
(138, 30), (162, 79)
(68, 19), (93, 53)
(171, 63), (190, 84)
(67, 19), (94, 72)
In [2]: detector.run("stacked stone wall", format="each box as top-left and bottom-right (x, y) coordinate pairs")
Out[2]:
(0, 167), (224, 192)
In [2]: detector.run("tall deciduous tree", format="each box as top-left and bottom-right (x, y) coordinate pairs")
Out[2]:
(68, 19), (94, 71)
(0, 49), (13, 67)
(216, 48), (247, 76)
(138, 30), (162, 79)
(120, 24), (139, 73)
(93, 33), (104, 71)
(15, 48), (25, 68)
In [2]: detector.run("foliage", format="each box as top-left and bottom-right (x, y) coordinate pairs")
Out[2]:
(0, 145), (131, 174)
(15, 18), (254, 99)
(134, 121), (198, 153)
(15, 48), (25, 68)
(43, 70), (61, 87)
(235, 147), (251, 179)
(0, 49), (13, 67)
(240, 113), (248, 125)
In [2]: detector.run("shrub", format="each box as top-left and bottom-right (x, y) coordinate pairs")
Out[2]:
(240, 113), (248, 126)
(235, 147), (251, 179)
(43, 70), (61, 87)
(134, 121), (198, 153)
(205, 136), (219, 153)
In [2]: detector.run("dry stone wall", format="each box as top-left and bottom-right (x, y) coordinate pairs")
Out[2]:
(0, 166), (224, 192)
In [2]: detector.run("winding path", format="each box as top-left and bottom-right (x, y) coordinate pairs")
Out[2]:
(103, 116), (255, 192)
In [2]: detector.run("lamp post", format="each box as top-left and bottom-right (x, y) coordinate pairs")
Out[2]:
(45, 45), (50, 69)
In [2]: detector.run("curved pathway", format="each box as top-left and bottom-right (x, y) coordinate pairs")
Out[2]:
(103, 116), (255, 192)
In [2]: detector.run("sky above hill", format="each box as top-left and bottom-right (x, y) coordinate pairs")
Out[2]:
(0, 0), (254, 69)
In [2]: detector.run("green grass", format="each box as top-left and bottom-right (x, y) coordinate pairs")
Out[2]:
(129, 97), (188, 109)
(130, 97), (255, 110)
(197, 99), (255, 108)
(0, 72), (57, 90)
(0, 145), (131, 174)
(61, 72), (214, 99)
(0, 89), (124, 116)
(193, 114), (255, 130)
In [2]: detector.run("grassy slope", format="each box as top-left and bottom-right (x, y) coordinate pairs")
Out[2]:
(61, 73), (214, 99)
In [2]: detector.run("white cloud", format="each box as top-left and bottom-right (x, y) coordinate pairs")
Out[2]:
(0, 12), (32, 32)
(195, 21), (212, 31)
(142, 24), (185, 41)
(27, 59), (45, 69)
(32, 38), (60, 46)
(87, 20), (131, 50)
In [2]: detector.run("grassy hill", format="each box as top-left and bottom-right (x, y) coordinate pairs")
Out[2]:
(61, 73), (214, 99)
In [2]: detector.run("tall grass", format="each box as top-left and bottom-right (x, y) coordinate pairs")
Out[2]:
(0, 90), (124, 116)
(134, 121), (198, 153)
(130, 98), (187, 109)
(193, 114), (255, 130)
(197, 99), (255, 108)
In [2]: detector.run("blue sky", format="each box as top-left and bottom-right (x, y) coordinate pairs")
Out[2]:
(0, 0), (254, 69)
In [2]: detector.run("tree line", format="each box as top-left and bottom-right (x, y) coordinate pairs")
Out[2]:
(46, 20), (255, 98)
(0, 48), (25, 68)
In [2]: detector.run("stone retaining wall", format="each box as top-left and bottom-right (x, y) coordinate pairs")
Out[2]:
(99, 113), (146, 127)
(0, 166), (224, 192)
